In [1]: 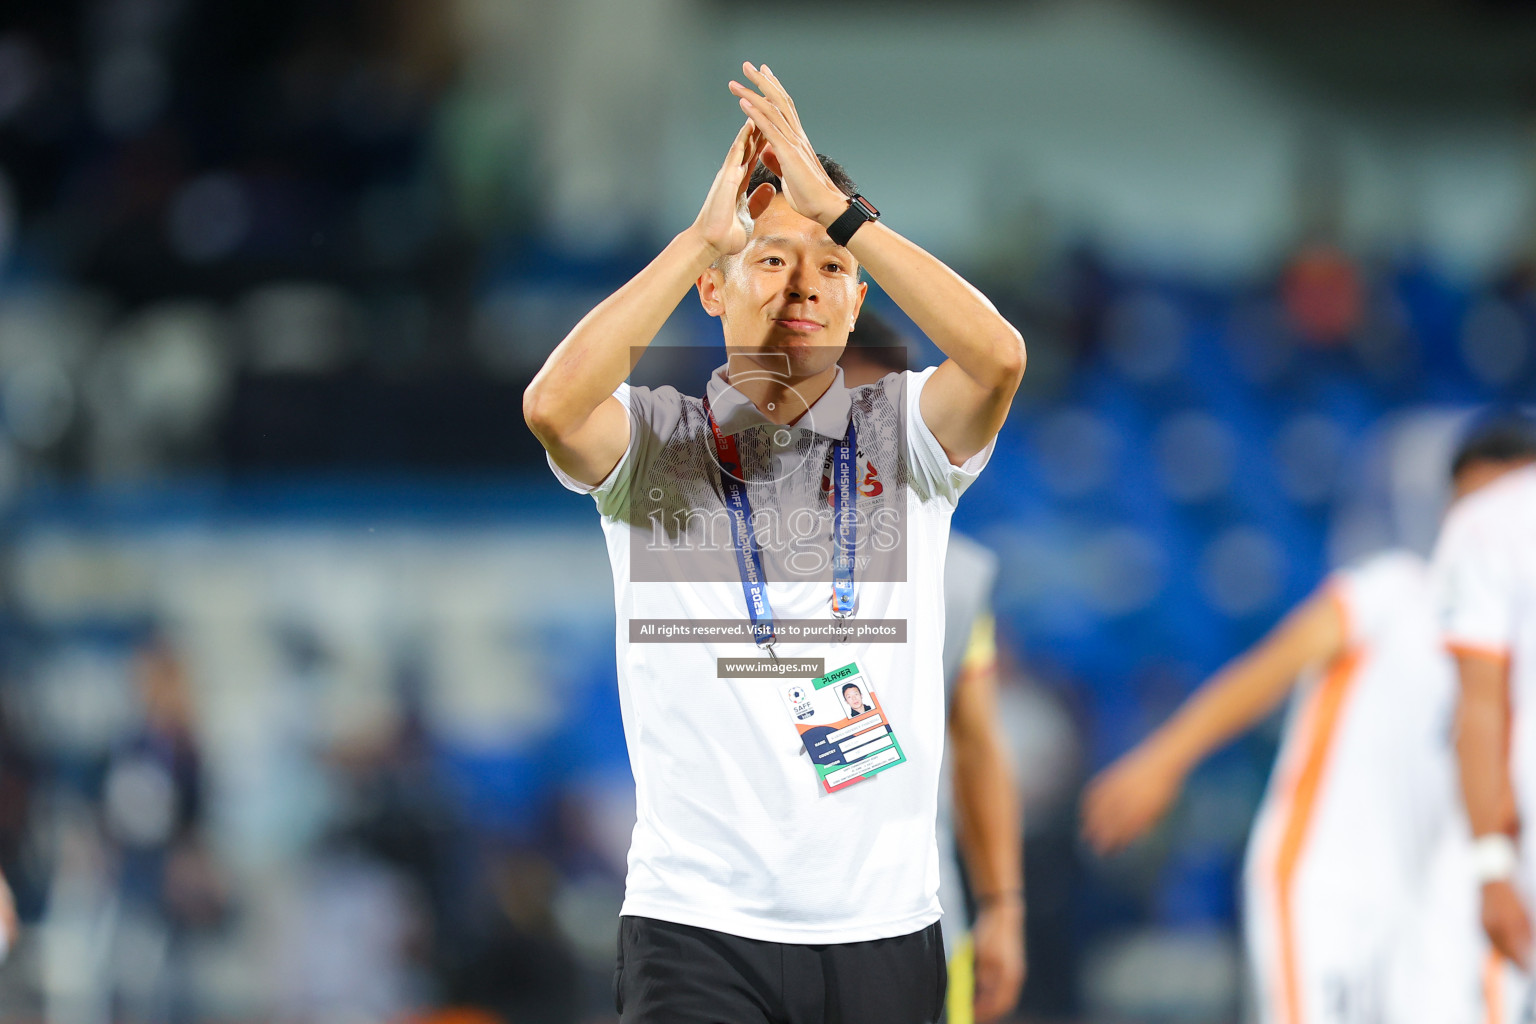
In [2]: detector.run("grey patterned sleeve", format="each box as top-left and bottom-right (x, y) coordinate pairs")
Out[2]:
(545, 383), (685, 520)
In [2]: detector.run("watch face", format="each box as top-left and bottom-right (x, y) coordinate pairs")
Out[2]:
(854, 195), (879, 219)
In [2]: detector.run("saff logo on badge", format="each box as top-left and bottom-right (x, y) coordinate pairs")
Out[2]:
(786, 685), (815, 720)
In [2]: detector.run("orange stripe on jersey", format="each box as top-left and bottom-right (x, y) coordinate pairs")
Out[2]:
(1483, 949), (1503, 1024)
(1271, 650), (1364, 1024)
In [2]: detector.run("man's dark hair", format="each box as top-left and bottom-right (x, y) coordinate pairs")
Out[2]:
(843, 683), (862, 697)
(750, 156), (857, 200)
(713, 156), (857, 273)
(1451, 409), (1536, 479)
(844, 310), (910, 373)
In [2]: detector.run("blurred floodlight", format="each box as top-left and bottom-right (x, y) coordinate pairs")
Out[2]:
(98, 302), (230, 437)
(1103, 290), (1186, 384)
(30, 648), (138, 756)
(134, 303), (232, 436)
(1460, 298), (1529, 389)
(0, 286), (110, 372)
(13, 535), (155, 620)
(3, 357), (75, 449)
(1154, 410), (1235, 503)
(84, 302), (230, 476)
(1199, 526), (1284, 617)
(1082, 527), (1166, 615)
(240, 283), (359, 373)
(1034, 407), (1120, 498)
(91, 46), (167, 135)
(1273, 413), (1348, 506)
(168, 174), (252, 264)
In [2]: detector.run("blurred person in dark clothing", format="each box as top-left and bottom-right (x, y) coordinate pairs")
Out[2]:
(101, 636), (227, 1023)
(443, 846), (581, 1024)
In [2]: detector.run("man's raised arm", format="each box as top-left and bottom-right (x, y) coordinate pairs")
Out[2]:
(1456, 651), (1530, 965)
(523, 121), (766, 487)
(730, 64), (1025, 466)
(1081, 586), (1345, 854)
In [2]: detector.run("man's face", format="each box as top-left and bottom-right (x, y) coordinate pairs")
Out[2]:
(844, 686), (864, 709)
(699, 192), (867, 382)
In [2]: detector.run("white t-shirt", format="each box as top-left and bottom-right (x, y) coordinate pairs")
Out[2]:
(550, 364), (994, 943)
(1434, 465), (1536, 876)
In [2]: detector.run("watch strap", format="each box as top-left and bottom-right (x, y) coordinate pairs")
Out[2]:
(827, 195), (879, 248)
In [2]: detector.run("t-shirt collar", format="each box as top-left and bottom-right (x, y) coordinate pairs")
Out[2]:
(704, 363), (853, 439)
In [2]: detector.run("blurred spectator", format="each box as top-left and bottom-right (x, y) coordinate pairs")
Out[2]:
(1281, 242), (1365, 347)
(100, 638), (227, 1023)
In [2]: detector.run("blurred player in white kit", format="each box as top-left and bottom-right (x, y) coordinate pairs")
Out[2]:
(1084, 415), (1536, 1024)
(1435, 412), (1536, 1024)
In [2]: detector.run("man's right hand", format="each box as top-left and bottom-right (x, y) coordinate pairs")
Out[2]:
(690, 119), (769, 261)
(1483, 879), (1533, 968)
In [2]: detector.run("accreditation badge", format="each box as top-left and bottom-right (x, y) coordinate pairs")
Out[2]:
(777, 661), (907, 793)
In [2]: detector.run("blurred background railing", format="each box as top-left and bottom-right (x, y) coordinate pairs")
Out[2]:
(0, 0), (1534, 1021)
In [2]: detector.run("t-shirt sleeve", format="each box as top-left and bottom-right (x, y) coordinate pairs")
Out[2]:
(1433, 497), (1514, 659)
(545, 382), (680, 520)
(903, 366), (997, 506)
(1327, 551), (1425, 649)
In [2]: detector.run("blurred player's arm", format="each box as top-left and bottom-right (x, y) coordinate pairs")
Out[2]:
(729, 64), (1024, 465)
(1082, 587), (1345, 854)
(948, 615), (1025, 1022)
(523, 120), (767, 487)
(1455, 649), (1530, 966)
(0, 866), (16, 962)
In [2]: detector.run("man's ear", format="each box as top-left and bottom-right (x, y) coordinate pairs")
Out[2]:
(746, 182), (776, 221)
(849, 280), (868, 331)
(697, 265), (727, 319)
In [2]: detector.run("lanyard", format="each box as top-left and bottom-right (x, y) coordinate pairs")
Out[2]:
(703, 398), (859, 653)
(829, 423), (857, 618)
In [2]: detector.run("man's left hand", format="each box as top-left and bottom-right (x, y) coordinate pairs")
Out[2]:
(728, 63), (849, 227)
(971, 899), (1026, 1022)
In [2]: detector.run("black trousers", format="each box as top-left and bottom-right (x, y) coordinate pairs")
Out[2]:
(615, 915), (947, 1024)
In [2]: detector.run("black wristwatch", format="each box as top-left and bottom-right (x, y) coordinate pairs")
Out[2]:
(827, 194), (880, 248)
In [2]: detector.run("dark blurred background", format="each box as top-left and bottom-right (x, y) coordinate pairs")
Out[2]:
(0, 0), (1534, 1021)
